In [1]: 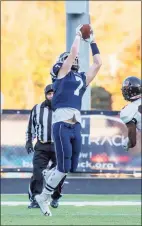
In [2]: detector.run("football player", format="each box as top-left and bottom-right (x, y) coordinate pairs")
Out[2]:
(120, 76), (141, 151)
(35, 24), (102, 216)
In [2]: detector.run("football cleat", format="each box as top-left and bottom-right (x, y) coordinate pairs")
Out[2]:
(50, 199), (59, 208)
(35, 194), (52, 216)
(28, 200), (39, 209)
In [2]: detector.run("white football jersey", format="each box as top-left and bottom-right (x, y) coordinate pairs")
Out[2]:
(120, 98), (141, 131)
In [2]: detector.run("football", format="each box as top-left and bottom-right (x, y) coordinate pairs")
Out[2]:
(80, 24), (92, 40)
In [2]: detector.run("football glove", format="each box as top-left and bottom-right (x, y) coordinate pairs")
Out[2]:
(25, 141), (34, 154)
(122, 137), (129, 152)
(76, 24), (83, 38)
(84, 26), (94, 44)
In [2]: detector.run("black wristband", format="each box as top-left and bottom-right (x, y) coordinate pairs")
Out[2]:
(90, 42), (100, 56)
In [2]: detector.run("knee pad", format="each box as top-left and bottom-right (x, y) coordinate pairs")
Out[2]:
(47, 168), (67, 189)
(42, 167), (56, 184)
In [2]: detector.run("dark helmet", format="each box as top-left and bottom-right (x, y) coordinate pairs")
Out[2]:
(57, 52), (79, 71)
(44, 84), (53, 96)
(121, 76), (142, 102)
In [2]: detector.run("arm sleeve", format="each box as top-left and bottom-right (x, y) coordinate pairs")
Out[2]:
(26, 105), (36, 143)
(120, 104), (138, 124)
(50, 63), (63, 83)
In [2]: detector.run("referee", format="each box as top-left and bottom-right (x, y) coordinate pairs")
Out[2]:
(25, 84), (65, 209)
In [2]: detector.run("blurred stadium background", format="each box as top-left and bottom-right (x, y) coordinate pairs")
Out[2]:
(1, 0), (141, 193)
(1, 1), (141, 110)
(1, 1), (141, 225)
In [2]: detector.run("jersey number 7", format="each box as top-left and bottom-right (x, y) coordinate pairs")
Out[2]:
(74, 76), (83, 96)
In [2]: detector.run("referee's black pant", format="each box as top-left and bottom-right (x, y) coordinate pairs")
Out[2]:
(28, 141), (65, 201)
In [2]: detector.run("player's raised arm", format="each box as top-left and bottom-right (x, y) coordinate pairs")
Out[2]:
(57, 25), (82, 79)
(85, 26), (102, 86)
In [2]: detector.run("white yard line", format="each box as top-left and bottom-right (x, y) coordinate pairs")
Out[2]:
(1, 201), (141, 206)
(1, 193), (141, 196)
(1, 194), (28, 195)
(0, 213), (141, 217)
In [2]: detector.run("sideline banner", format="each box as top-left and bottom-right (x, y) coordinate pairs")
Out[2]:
(78, 114), (141, 173)
(1, 112), (141, 174)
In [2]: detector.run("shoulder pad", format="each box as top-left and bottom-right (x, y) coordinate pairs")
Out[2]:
(50, 63), (63, 82)
(75, 71), (86, 81)
(80, 72), (86, 78)
(120, 103), (138, 124)
(80, 72), (87, 86)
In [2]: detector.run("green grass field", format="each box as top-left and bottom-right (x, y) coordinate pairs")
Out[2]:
(1, 194), (141, 225)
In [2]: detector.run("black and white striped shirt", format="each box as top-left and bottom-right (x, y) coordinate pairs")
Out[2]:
(26, 101), (53, 143)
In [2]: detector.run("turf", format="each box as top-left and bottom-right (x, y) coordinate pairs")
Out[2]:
(1, 194), (141, 225)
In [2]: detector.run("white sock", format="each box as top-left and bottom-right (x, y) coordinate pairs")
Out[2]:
(43, 169), (67, 194)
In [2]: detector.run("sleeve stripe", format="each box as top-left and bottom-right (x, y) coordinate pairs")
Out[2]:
(26, 105), (36, 142)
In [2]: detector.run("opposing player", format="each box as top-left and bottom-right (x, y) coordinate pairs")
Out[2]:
(35, 24), (102, 216)
(120, 76), (141, 151)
